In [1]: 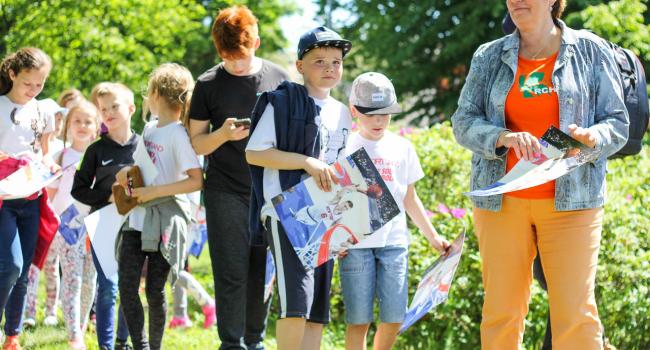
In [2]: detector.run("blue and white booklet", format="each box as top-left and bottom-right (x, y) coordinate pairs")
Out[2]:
(272, 148), (400, 270)
(400, 230), (466, 333)
(59, 202), (90, 245)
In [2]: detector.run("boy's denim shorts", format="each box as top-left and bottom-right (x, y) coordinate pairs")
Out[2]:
(339, 245), (408, 324)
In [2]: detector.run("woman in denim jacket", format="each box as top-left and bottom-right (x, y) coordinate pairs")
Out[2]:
(451, 1), (628, 349)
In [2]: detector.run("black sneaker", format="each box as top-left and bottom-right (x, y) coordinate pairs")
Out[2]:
(114, 340), (133, 350)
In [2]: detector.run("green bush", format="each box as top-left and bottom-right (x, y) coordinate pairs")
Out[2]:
(329, 123), (649, 349)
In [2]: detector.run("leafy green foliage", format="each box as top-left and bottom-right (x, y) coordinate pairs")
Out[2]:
(2, 0), (206, 130)
(322, 0), (648, 123)
(0, 0), (296, 131)
(566, 0), (650, 61)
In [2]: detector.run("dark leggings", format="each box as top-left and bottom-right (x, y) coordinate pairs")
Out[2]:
(118, 230), (171, 350)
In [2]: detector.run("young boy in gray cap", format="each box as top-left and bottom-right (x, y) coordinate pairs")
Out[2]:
(246, 26), (352, 349)
(341, 72), (450, 349)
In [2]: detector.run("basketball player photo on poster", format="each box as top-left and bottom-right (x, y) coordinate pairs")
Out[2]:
(272, 147), (400, 270)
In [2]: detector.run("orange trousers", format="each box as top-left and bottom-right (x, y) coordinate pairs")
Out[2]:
(473, 196), (604, 350)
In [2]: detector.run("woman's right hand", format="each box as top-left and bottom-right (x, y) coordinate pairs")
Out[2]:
(304, 157), (338, 192)
(497, 131), (542, 161)
(0, 150), (8, 162)
(115, 166), (132, 188)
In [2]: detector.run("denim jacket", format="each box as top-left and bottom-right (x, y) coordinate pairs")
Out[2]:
(451, 20), (629, 212)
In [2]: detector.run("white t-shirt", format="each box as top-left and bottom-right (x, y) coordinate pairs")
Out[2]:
(48, 148), (87, 215)
(129, 120), (201, 230)
(346, 131), (424, 248)
(246, 95), (352, 219)
(0, 95), (55, 158)
(49, 138), (65, 156)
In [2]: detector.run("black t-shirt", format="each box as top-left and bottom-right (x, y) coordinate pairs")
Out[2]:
(190, 59), (289, 195)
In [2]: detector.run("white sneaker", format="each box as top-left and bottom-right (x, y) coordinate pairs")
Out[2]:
(23, 318), (36, 328)
(43, 315), (59, 326)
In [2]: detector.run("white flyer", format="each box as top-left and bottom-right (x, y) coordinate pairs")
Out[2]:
(84, 204), (126, 279)
(133, 136), (158, 186)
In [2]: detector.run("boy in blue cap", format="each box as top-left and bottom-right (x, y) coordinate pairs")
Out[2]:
(246, 26), (352, 350)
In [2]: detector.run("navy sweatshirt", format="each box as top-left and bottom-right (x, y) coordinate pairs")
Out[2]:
(248, 81), (321, 244)
(71, 132), (139, 213)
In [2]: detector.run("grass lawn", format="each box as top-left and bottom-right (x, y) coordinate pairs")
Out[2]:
(16, 249), (296, 349)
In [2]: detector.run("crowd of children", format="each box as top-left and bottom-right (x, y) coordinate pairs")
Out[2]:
(0, 5), (450, 350)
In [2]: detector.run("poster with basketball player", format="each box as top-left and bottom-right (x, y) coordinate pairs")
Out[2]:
(399, 230), (466, 333)
(272, 148), (400, 270)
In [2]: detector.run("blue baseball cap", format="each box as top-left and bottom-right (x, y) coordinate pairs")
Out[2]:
(297, 26), (352, 60)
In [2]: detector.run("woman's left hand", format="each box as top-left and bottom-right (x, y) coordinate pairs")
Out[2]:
(568, 124), (598, 148)
(131, 186), (159, 203)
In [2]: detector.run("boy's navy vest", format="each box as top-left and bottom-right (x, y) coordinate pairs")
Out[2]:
(248, 81), (321, 245)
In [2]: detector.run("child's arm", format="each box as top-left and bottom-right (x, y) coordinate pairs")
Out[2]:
(246, 149), (338, 192)
(130, 168), (203, 203)
(71, 146), (111, 207)
(404, 184), (450, 255)
(189, 118), (248, 156)
(46, 149), (63, 199)
(46, 187), (57, 199)
(40, 132), (61, 173)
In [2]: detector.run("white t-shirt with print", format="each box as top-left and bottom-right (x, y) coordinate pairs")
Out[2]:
(0, 95), (55, 158)
(246, 95), (352, 219)
(346, 131), (424, 248)
(129, 120), (201, 231)
(48, 148), (87, 215)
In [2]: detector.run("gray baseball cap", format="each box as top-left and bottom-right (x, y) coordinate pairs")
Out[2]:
(349, 72), (401, 115)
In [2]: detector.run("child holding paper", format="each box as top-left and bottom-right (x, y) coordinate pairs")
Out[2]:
(71, 82), (137, 350)
(0, 47), (59, 350)
(115, 63), (202, 350)
(341, 72), (450, 350)
(246, 26), (353, 349)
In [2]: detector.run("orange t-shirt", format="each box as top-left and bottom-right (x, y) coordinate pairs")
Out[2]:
(504, 53), (559, 199)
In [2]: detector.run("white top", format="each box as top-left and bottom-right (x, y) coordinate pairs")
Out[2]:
(47, 148), (86, 215)
(0, 95), (55, 158)
(246, 95), (352, 219)
(129, 120), (201, 231)
(49, 138), (65, 156)
(345, 131), (424, 248)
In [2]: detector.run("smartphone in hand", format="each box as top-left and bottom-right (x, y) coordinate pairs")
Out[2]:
(233, 118), (251, 129)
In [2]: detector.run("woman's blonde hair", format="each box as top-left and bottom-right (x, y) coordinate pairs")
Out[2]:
(145, 63), (194, 129)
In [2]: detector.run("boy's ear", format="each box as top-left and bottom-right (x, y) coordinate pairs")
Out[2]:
(254, 37), (261, 50)
(8, 69), (16, 81)
(128, 103), (136, 116)
(295, 60), (303, 74)
(349, 104), (358, 118)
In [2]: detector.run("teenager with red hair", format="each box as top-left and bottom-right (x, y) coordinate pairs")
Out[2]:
(188, 5), (289, 349)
